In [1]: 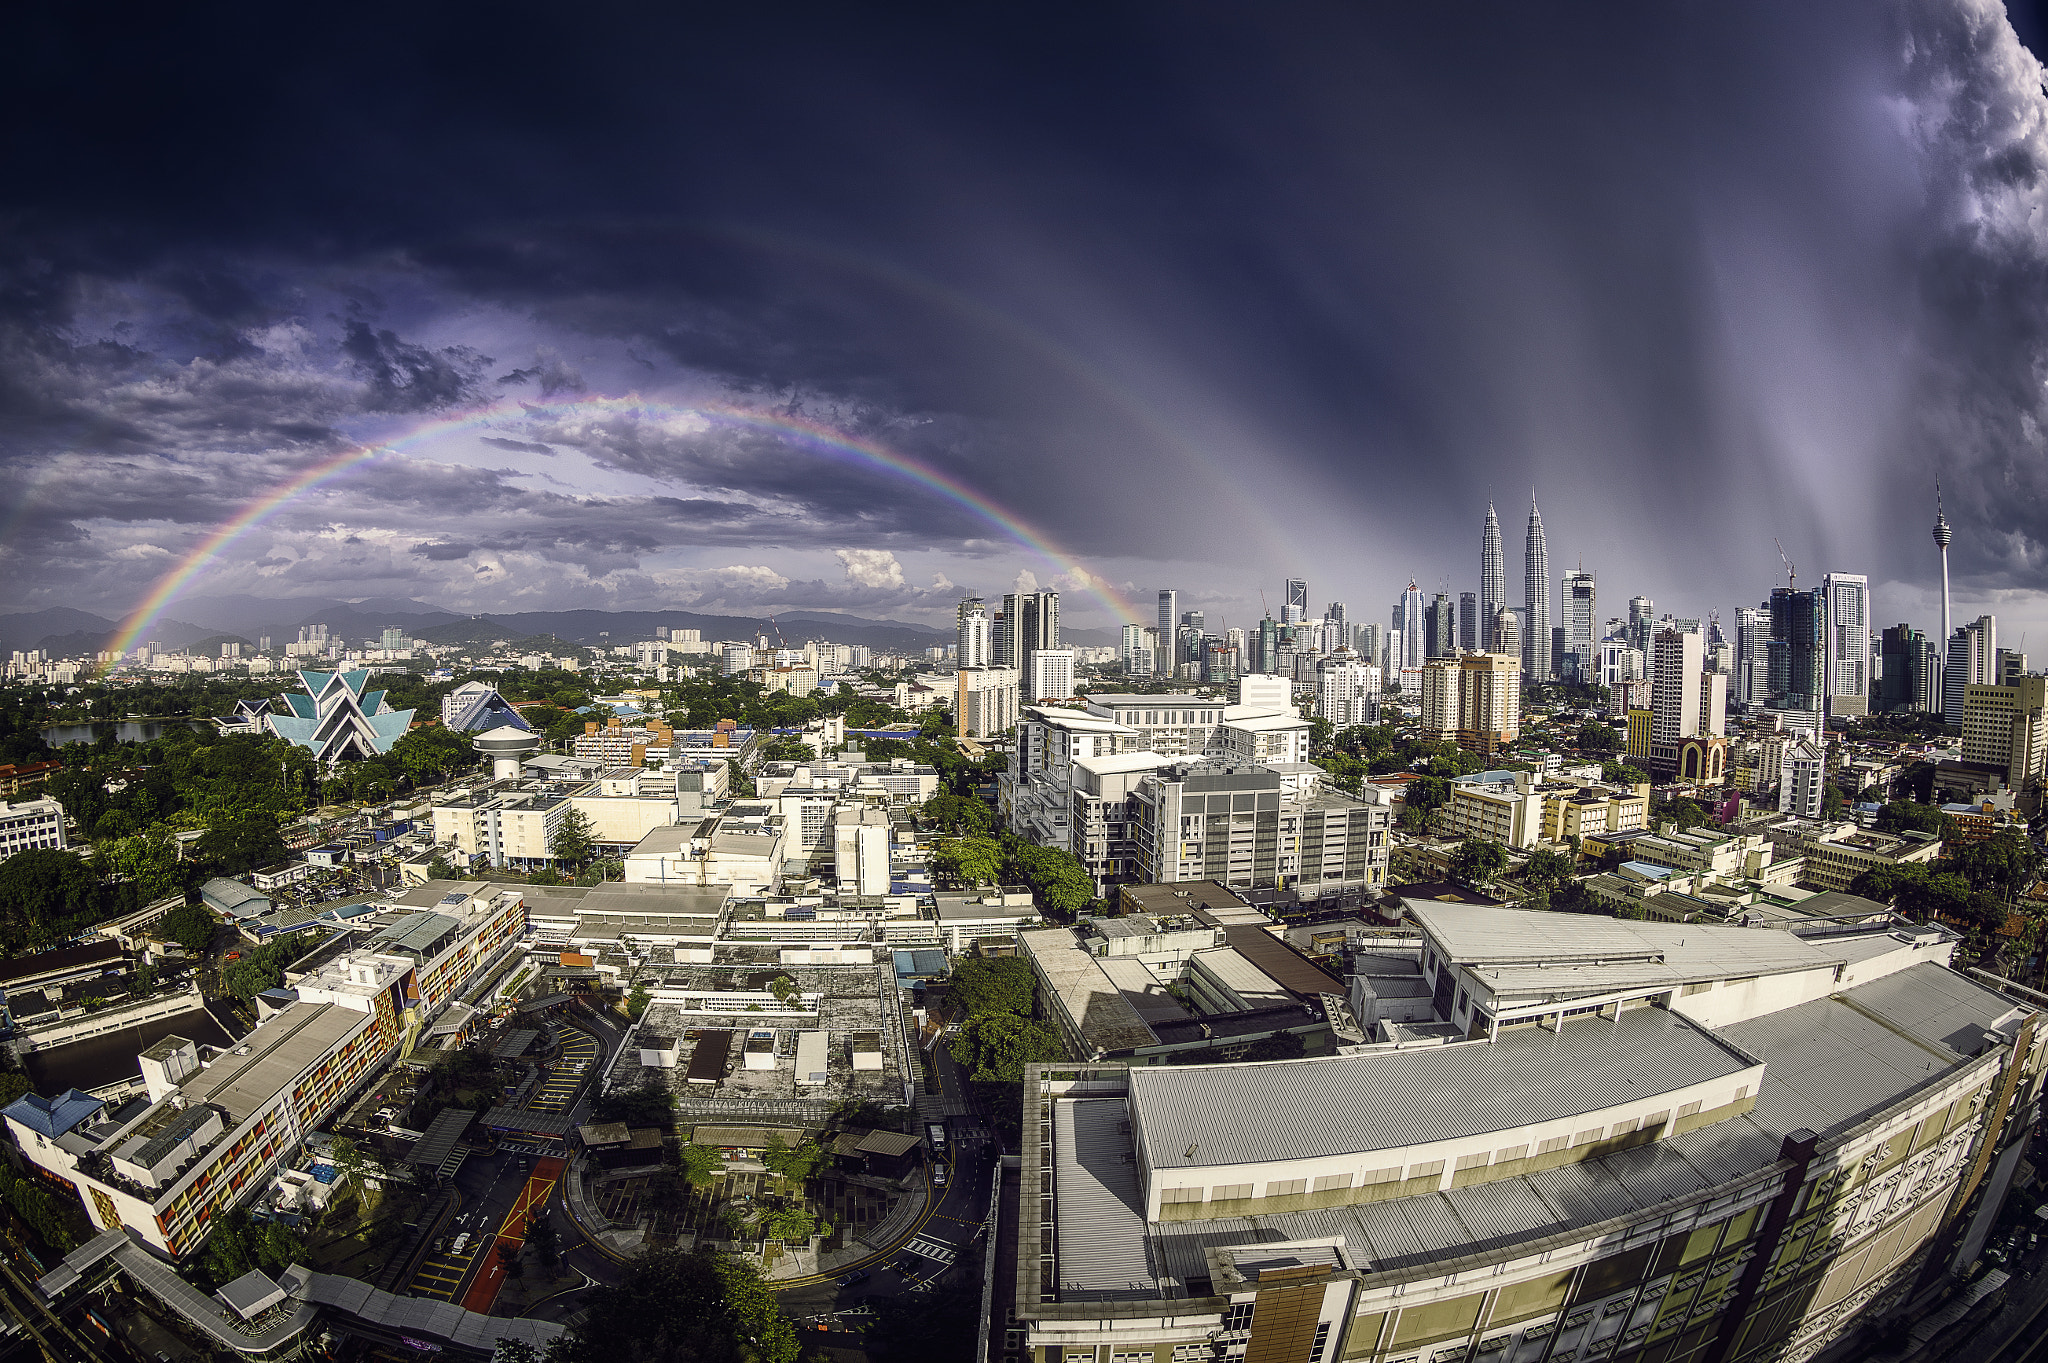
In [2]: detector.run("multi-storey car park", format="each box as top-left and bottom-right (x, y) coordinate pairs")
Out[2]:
(2, 883), (526, 1258)
(1018, 906), (2046, 1363)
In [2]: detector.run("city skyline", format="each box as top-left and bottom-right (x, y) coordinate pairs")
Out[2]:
(9, 5), (2048, 652)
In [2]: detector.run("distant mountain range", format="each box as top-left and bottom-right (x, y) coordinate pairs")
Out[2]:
(2, 598), (1117, 659)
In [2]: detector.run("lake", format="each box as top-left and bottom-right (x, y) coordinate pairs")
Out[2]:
(41, 720), (215, 746)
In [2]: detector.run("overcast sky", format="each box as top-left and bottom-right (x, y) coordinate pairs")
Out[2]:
(8, 2), (2048, 644)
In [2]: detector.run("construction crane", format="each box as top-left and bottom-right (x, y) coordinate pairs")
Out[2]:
(765, 614), (788, 649)
(1774, 538), (1795, 589)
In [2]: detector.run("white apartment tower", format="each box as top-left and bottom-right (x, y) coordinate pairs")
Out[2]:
(1155, 589), (1177, 676)
(1821, 572), (1870, 718)
(1944, 614), (1996, 726)
(956, 595), (991, 669)
(1651, 627), (1705, 745)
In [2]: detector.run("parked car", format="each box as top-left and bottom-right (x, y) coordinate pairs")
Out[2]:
(835, 1268), (871, 1287)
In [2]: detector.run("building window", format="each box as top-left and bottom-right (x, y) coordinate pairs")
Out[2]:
(1307, 1322), (1331, 1363)
(1224, 1303), (1255, 1332)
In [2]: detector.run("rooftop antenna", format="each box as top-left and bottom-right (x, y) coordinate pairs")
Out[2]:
(1774, 538), (1795, 589)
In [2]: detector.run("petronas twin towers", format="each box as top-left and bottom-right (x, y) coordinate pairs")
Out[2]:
(1480, 499), (1548, 679)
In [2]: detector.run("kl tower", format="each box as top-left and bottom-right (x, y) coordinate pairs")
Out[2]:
(1934, 482), (1952, 651)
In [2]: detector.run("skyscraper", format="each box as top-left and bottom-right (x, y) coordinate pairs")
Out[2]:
(1398, 581), (1425, 671)
(1944, 615), (1996, 725)
(1562, 568), (1596, 684)
(1283, 578), (1308, 626)
(1427, 591), (1455, 658)
(1767, 587), (1825, 718)
(1459, 591), (1478, 652)
(1820, 572), (1871, 718)
(1001, 591), (1061, 677)
(1156, 589), (1177, 677)
(1481, 503), (1506, 651)
(1879, 624), (1937, 713)
(1735, 606), (1771, 706)
(1628, 595), (1654, 656)
(1934, 483), (1952, 664)
(956, 595), (990, 668)
(1524, 500), (1550, 686)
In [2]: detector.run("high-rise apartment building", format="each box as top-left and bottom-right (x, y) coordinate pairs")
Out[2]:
(1562, 568), (1596, 683)
(1944, 615), (1996, 726)
(1155, 589), (1177, 677)
(955, 595), (990, 669)
(1821, 571), (1870, 718)
(1000, 591), (1060, 678)
(1028, 649), (1076, 703)
(1316, 658), (1381, 728)
(1258, 616), (1279, 674)
(1283, 577), (1308, 626)
(1420, 653), (1522, 757)
(957, 666), (1021, 738)
(1119, 622), (1144, 673)
(1458, 591), (1477, 652)
(1356, 621), (1383, 673)
(1735, 605), (1771, 706)
(1524, 500), (1550, 685)
(1481, 502), (1506, 651)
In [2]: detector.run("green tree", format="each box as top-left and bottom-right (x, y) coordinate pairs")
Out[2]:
(761, 1207), (819, 1242)
(1651, 798), (1710, 832)
(157, 902), (220, 954)
(553, 1246), (800, 1363)
(1521, 848), (1577, 891)
(759, 1139), (824, 1183)
(950, 1012), (1067, 1081)
(390, 725), (472, 783)
(592, 1082), (673, 1126)
(948, 957), (1038, 1018)
(920, 791), (992, 835)
(624, 984), (651, 1019)
(92, 829), (182, 900)
(1448, 839), (1508, 889)
(1576, 723), (1621, 752)
(0, 849), (105, 951)
(1601, 761), (1650, 786)
(330, 1136), (367, 1189)
(928, 835), (1002, 886)
(550, 806), (598, 867)
(1873, 799), (1950, 838)
(678, 1143), (726, 1187)
(1008, 841), (1095, 918)
(425, 854), (459, 881)
(528, 1212), (560, 1270)
(192, 813), (286, 874)
(499, 1241), (525, 1280)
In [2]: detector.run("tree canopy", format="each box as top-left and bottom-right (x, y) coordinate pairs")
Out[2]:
(1448, 839), (1508, 888)
(950, 1012), (1067, 1082)
(552, 1246), (801, 1363)
(949, 956), (1038, 1018)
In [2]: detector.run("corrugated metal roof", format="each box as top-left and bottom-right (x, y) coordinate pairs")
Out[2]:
(1055, 1098), (1160, 1300)
(1129, 1008), (1751, 1172)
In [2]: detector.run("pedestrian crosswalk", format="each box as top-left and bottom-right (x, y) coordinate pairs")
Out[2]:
(902, 1236), (957, 1265)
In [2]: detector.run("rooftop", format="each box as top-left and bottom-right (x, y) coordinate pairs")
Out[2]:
(1128, 1005), (1753, 1174)
(177, 1003), (367, 1123)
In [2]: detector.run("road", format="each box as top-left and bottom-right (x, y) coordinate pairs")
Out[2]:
(775, 1041), (1001, 1319)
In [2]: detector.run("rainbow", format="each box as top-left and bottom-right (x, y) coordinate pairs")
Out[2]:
(102, 397), (1141, 663)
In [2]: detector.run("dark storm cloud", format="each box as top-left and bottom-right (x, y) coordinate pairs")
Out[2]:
(340, 320), (491, 413)
(7, 1), (2048, 620)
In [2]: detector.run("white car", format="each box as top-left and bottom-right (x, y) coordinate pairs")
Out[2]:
(931, 1166), (948, 1187)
